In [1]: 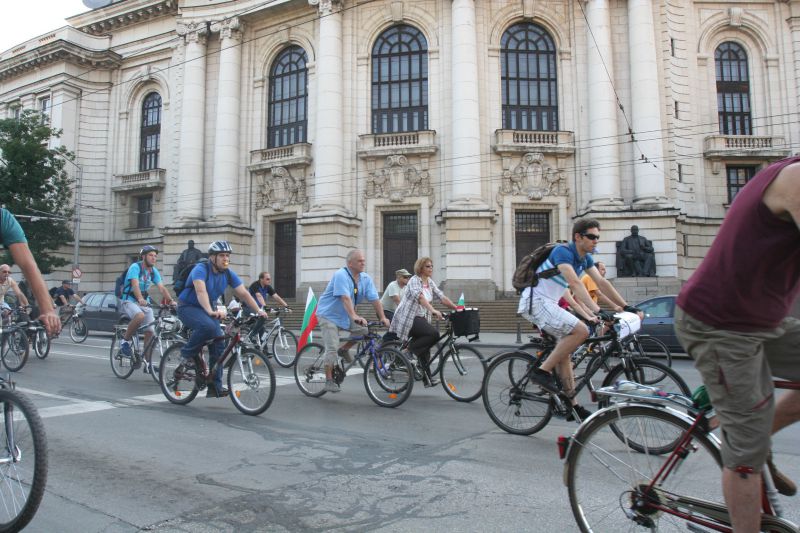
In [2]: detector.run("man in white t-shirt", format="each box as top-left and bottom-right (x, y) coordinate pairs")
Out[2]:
(380, 268), (411, 321)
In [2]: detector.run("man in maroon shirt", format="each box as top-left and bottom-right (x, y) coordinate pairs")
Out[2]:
(675, 156), (800, 532)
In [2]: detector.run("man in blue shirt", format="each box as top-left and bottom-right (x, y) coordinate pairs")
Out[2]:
(176, 241), (267, 398)
(518, 218), (634, 420)
(316, 249), (391, 392)
(118, 245), (175, 373)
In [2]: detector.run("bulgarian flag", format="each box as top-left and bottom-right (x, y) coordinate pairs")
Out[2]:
(298, 287), (318, 350)
(456, 292), (465, 310)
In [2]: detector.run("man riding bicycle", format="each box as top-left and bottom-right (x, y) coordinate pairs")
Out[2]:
(175, 241), (267, 398)
(53, 279), (85, 323)
(316, 249), (391, 393)
(675, 156), (800, 533)
(0, 263), (29, 320)
(118, 245), (175, 374)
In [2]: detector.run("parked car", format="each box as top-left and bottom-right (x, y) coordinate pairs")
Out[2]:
(79, 291), (125, 333)
(635, 295), (684, 353)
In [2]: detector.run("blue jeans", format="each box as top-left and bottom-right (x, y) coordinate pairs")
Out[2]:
(177, 304), (225, 389)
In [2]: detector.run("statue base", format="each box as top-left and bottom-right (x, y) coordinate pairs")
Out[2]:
(609, 277), (682, 304)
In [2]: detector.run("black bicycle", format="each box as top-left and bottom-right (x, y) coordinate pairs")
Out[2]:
(0, 374), (47, 532)
(482, 315), (690, 435)
(0, 309), (29, 373)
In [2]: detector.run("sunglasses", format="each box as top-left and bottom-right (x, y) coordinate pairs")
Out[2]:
(581, 233), (600, 241)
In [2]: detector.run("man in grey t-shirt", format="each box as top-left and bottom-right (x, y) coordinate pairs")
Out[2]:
(380, 268), (411, 322)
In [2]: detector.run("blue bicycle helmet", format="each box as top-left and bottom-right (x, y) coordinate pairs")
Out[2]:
(208, 241), (233, 255)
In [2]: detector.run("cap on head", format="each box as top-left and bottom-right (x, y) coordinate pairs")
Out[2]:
(395, 268), (411, 278)
(62, 280), (72, 285)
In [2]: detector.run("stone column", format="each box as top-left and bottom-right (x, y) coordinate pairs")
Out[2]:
(176, 22), (208, 222)
(586, 0), (622, 207)
(450, 0), (484, 206)
(210, 18), (243, 221)
(628, 0), (668, 206)
(310, 0), (344, 212)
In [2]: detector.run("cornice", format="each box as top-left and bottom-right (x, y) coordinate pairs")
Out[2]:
(69, 0), (179, 36)
(0, 41), (122, 81)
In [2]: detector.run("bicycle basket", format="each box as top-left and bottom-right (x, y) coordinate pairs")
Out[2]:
(451, 308), (480, 337)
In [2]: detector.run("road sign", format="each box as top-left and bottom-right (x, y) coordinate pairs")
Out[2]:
(72, 267), (82, 279)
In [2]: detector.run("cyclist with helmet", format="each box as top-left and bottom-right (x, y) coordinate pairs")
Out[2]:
(119, 245), (175, 373)
(176, 241), (267, 398)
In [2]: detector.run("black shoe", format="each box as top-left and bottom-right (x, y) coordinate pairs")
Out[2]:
(422, 373), (440, 388)
(206, 385), (230, 398)
(530, 368), (560, 394)
(566, 404), (593, 422)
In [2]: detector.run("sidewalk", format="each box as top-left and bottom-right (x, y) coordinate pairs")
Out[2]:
(458, 331), (532, 353)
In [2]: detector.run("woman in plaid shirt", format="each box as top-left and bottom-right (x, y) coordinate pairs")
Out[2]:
(389, 256), (458, 386)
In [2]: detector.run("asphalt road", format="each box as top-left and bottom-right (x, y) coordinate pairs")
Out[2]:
(7, 334), (800, 532)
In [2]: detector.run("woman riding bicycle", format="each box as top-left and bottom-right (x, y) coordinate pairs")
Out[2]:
(388, 256), (458, 387)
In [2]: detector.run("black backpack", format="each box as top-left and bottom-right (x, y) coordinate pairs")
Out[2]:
(114, 262), (141, 299)
(173, 258), (232, 295)
(48, 286), (58, 299)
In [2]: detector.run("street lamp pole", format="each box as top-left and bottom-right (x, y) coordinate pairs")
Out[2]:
(60, 157), (82, 287)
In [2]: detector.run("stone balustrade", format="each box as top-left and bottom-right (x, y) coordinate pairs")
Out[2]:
(357, 130), (438, 159)
(493, 129), (575, 156)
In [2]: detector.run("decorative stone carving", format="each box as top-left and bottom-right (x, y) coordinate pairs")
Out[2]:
(496, 152), (568, 205)
(211, 17), (242, 41)
(176, 21), (208, 45)
(616, 225), (657, 277)
(308, 0), (342, 15)
(364, 155), (434, 206)
(256, 167), (308, 211)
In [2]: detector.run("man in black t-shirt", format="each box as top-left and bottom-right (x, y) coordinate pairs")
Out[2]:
(248, 272), (288, 311)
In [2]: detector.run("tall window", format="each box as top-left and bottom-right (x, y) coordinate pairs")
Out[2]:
(501, 23), (558, 131)
(726, 165), (756, 203)
(140, 92), (161, 171)
(371, 24), (428, 134)
(135, 195), (153, 229)
(268, 46), (308, 148)
(715, 42), (751, 135)
(39, 97), (50, 123)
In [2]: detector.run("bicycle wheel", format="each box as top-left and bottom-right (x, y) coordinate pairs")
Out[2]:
(631, 334), (673, 369)
(293, 343), (328, 397)
(228, 347), (276, 415)
(33, 329), (50, 359)
(0, 389), (48, 532)
(363, 347), (413, 408)
(566, 404), (724, 533)
(270, 328), (298, 368)
(145, 337), (167, 384)
(109, 328), (135, 379)
(1, 330), (29, 372)
(440, 344), (487, 402)
(482, 351), (553, 435)
(69, 316), (88, 343)
(158, 342), (198, 405)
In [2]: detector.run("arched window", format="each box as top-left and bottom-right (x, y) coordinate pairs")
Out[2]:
(371, 25), (428, 134)
(715, 42), (751, 135)
(268, 46), (308, 148)
(139, 92), (161, 171)
(501, 23), (558, 131)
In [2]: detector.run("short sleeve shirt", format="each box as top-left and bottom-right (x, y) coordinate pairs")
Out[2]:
(1, 209), (27, 247)
(123, 262), (162, 303)
(316, 267), (380, 330)
(529, 242), (595, 302)
(380, 280), (403, 312)
(54, 287), (75, 306)
(248, 281), (276, 303)
(178, 262), (243, 307)
(581, 273), (600, 303)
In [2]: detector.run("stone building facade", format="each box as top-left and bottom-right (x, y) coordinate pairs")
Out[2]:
(0, 0), (796, 300)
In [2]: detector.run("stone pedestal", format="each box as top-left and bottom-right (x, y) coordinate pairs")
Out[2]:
(437, 208), (497, 300)
(610, 276), (682, 305)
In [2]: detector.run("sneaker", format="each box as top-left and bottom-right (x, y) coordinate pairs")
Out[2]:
(530, 368), (560, 394)
(120, 340), (133, 358)
(324, 380), (340, 393)
(566, 404), (593, 422)
(337, 348), (354, 364)
(206, 384), (230, 398)
(767, 452), (797, 496)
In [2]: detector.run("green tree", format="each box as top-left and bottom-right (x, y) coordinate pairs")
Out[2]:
(0, 109), (74, 273)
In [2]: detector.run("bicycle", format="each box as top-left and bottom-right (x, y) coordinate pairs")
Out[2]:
(109, 305), (183, 382)
(59, 304), (88, 343)
(560, 380), (800, 532)
(294, 321), (414, 408)
(482, 314), (690, 435)
(382, 310), (486, 402)
(0, 319), (29, 374)
(0, 374), (48, 532)
(158, 313), (276, 416)
(245, 307), (297, 368)
(6, 306), (49, 362)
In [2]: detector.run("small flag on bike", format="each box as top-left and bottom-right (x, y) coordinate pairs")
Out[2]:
(457, 292), (465, 310)
(299, 287), (318, 350)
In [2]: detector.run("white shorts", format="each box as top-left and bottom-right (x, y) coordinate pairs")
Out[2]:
(120, 300), (155, 334)
(520, 295), (580, 339)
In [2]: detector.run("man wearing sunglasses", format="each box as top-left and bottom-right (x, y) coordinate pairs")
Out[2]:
(518, 218), (636, 420)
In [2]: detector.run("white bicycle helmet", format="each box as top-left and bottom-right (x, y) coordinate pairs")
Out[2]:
(208, 241), (233, 255)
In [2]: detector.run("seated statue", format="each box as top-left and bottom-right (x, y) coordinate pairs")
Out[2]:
(616, 225), (656, 277)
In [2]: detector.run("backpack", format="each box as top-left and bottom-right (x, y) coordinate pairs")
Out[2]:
(512, 243), (564, 314)
(173, 258), (232, 295)
(115, 262), (141, 299)
(48, 286), (58, 299)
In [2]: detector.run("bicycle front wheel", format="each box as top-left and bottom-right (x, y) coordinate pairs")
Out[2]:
(482, 351), (553, 435)
(69, 317), (88, 343)
(228, 347), (276, 416)
(293, 343), (327, 397)
(158, 342), (198, 405)
(566, 404), (723, 533)
(109, 329), (135, 379)
(363, 348), (413, 408)
(270, 328), (298, 368)
(630, 334), (673, 369)
(34, 329), (50, 359)
(2, 330), (29, 372)
(440, 344), (487, 402)
(0, 389), (48, 532)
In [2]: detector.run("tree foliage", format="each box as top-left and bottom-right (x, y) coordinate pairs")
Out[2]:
(0, 110), (74, 273)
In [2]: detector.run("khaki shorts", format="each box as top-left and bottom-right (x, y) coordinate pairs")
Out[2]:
(674, 306), (800, 470)
(318, 316), (368, 365)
